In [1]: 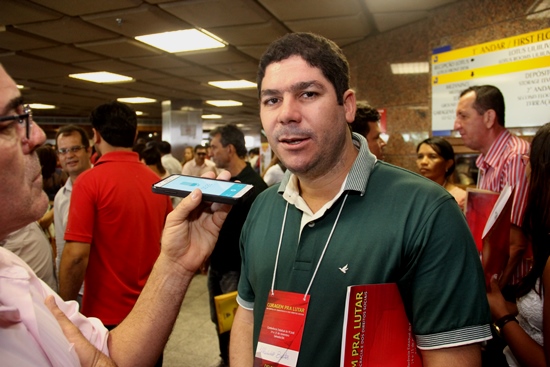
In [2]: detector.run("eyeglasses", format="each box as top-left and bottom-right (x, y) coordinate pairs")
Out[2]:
(58, 145), (86, 155)
(0, 105), (32, 139)
(196, 152), (207, 156)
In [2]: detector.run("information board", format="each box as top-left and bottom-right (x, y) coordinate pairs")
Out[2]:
(432, 28), (550, 134)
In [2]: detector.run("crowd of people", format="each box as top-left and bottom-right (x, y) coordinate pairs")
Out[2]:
(0, 31), (548, 367)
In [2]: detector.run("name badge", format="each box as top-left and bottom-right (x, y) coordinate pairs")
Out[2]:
(254, 290), (310, 367)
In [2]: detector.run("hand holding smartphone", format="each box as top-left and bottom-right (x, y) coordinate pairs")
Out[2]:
(152, 174), (254, 205)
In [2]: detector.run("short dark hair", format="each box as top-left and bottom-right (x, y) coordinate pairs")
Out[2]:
(90, 101), (137, 148)
(416, 137), (456, 178)
(139, 145), (165, 174)
(55, 125), (90, 148)
(460, 85), (505, 127)
(209, 124), (247, 158)
(257, 32), (350, 105)
(194, 144), (205, 153)
(158, 141), (171, 155)
(36, 146), (57, 180)
(350, 103), (380, 137)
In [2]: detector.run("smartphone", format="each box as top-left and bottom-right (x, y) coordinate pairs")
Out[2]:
(152, 174), (254, 204)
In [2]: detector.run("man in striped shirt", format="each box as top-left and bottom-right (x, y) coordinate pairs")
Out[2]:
(454, 85), (530, 290)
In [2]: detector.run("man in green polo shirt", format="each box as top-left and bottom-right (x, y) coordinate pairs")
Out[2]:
(230, 32), (492, 366)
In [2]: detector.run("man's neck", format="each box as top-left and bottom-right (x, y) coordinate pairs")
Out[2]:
(479, 126), (506, 156)
(69, 167), (90, 184)
(297, 142), (358, 213)
(98, 144), (132, 155)
(225, 158), (247, 177)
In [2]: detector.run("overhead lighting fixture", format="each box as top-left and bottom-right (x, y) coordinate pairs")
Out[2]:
(17, 84), (24, 89)
(69, 71), (133, 83)
(29, 103), (56, 109)
(390, 62), (429, 74)
(117, 97), (157, 104)
(206, 100), (243, 107)
(202, 114), (222, 119)
(136, 29), (226, 53)
(208, 80), (256, 89)
(135, 111), (145, 116)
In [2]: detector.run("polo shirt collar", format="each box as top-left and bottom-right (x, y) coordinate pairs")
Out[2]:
(277, 132), (377, 199)
(95, 151), (139, 166)
(476, 130), (510, 170)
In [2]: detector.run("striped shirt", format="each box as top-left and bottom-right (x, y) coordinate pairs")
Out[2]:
(476, 129), (531, 282)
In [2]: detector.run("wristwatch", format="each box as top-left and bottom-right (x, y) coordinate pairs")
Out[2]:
(493, 314), (518, 337)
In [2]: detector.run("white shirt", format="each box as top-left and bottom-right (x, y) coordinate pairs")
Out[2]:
(54, 178), (72, 273)
(161, 154), (183, 176)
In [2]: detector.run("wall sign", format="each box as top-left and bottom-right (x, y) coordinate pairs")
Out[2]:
(432, 28), (550, 134)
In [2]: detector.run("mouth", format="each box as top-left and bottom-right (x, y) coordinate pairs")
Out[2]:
(278, 135), (310, 148)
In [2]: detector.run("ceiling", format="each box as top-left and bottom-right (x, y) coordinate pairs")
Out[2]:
(0, 0), (458, 131)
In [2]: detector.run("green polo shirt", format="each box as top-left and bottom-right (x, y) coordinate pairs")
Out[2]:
(238, 133), (491, 366)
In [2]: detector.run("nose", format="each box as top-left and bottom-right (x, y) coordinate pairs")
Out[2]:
(24, 119), (46, 153)
(278, 97), (301, 124)
(453, 117), (461, 131)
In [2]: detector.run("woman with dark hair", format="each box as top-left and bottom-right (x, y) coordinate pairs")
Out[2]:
(487, 122), (550, 366)
(416, 137), (466, 209)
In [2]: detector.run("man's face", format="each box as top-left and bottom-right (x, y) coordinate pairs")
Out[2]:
(454, 91), (486, 151)
(210, 134), (230, 169)
(366, 122), (386, 160)
(0, 65), (48, 239)
(259, 56), (355, 179)
(56, 132), (91, 180)
(194, 148), (207, 165)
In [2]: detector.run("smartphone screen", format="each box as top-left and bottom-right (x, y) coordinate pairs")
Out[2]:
(152, 174), (254, 204)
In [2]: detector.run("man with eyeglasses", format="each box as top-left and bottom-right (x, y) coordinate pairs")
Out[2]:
(53, 125), (92, 301)
(0, 64), (233, 366)
(182, 144), (217, 177)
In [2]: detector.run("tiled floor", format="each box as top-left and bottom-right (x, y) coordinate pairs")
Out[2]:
(163, 274), (222, 367)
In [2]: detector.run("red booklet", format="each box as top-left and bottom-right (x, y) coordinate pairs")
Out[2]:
(340, 283), (422, 367)
(464, 185), (513, 287)
(464, 188), (500, 253)
(480, 185), (513, 288)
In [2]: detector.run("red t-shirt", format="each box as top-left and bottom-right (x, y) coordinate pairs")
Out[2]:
(65, 151), (172, 325)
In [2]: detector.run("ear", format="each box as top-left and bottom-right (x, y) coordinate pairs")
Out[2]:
(483, 109), (497, 129)
(445, 159), (454, 173)
(343, 89), (357, 124)
(92, 128), (101, 145)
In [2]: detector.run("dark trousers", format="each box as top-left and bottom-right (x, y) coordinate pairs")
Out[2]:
(105, 324), (164, 367)
(208, 268), (240, 364)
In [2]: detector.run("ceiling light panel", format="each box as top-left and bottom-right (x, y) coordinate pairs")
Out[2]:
(390, 62), (429, 74)
(208, 80), (256, 89)
(206, 100), (243, 107)
(136, 29), (226, 53)
(118, 97), (157, 103)
(69, 72), (134, 83)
